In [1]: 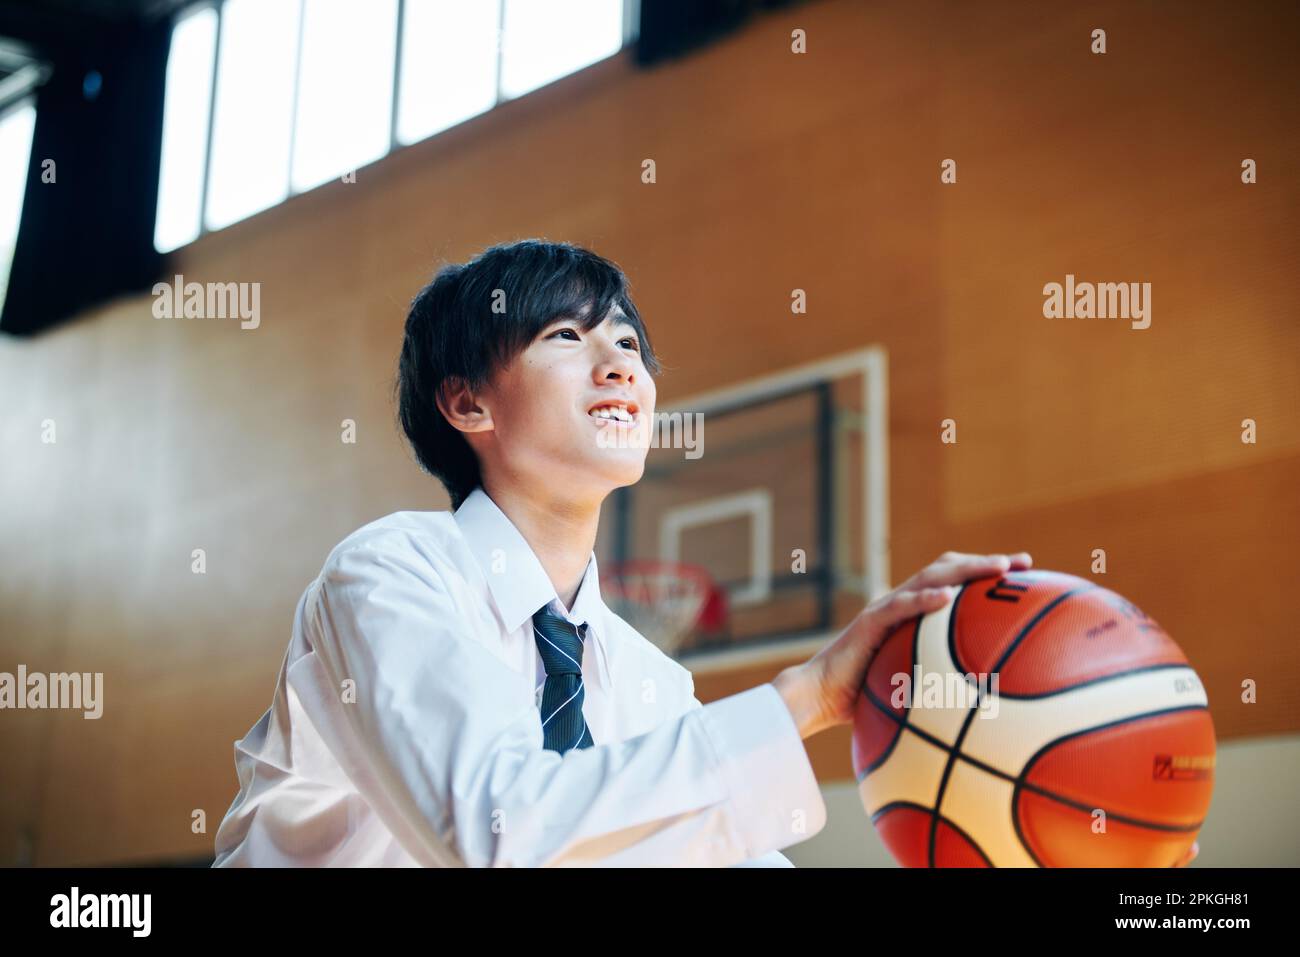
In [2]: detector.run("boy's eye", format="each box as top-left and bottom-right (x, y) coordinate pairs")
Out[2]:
(547, 327), (639, 353)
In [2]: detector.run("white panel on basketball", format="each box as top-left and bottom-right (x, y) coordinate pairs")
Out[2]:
(960, 667), (1210, 778)
(902, 598), (970, 746)
(855, 728), (949, 817)
(941, 758), (1040, 867)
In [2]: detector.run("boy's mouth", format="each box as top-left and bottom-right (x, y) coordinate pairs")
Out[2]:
(587, 399), (639, 426)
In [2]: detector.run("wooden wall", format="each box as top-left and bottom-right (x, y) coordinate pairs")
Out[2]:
(1, 0), (1296, 864)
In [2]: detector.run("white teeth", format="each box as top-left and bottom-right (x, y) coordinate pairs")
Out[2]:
(590, 406), (633, 423)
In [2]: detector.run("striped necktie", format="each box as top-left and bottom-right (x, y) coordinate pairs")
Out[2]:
(533, 606), (595, 754)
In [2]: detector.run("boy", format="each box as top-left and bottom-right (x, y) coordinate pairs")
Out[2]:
(212, 239), (1032, 867)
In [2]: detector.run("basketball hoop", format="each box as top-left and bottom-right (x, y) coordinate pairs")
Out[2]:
(599, 560), (727, 657)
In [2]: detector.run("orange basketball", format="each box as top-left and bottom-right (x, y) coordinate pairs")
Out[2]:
(852, 569), (1215, 867)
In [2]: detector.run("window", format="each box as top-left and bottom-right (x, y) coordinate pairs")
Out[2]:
(205, 0), (301, 231)
(291, 0), (398, 192)
(154, 0), (637, 252)
(395, 0), (499, 146)
(0, 98), (37, 318)
(154, 5), (217, 253)
(499, 0), (624, 101)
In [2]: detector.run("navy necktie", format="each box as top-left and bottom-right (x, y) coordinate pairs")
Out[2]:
(533, 606), (595, 754)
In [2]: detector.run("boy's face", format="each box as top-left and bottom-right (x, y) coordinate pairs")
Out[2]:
(467, 309), (657, 502)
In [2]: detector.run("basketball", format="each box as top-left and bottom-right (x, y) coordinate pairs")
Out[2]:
(852, 569), (1216, 867)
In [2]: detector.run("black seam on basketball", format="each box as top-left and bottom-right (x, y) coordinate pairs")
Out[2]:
(870, 800), (998, 866)
(994, 661), (1196, 699)
(859, 681), (951, 778)
(858, 686), (911, 780)
(860, 701), (1209, 833)
(1013, 778), (1204, 834)
(993, 583), (1100, 673)
(861, 680), (1209, 796)
(946, 582), (969, 676)
(936, 813), (995, 867)
(868, 799), (931, 824)
(934, 583), (1097, 868)
(871, 800), (996, 867)
(859, 620), (918, 776)
(977, 582), (1102, 868)
(1013, 703), (1210, 832)
(907, 616), (917, 735)
(929, 581), (970, 867)
(861, 711), (906, 776)
(1012, 795), (1047, 867)
(929, 698), (978, 866)
(860, 582), (1207, 863)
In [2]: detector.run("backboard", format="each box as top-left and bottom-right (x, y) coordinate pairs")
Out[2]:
(601, 347), (889, 661)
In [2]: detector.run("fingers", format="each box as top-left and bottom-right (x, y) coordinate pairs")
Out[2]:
(868, 586), (956, 629)
(862, 551), (1034, 641)
(909, 551), (1033, 591)
(934, 550), (1033, 568)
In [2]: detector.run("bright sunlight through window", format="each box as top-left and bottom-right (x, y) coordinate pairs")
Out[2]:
(0, 100), (37, 318)
(499, 0), (624, 101)
(205, 0), (301, 231)
(396, 0), (500, 146)
(154, 0), (632, 251)
(291, 0), (398, 192)
(154, 5), (217, 254)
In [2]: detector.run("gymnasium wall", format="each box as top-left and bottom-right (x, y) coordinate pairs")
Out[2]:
(1, 0), (1295, 865)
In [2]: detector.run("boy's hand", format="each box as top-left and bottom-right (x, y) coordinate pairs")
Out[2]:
(773, 551), (1033, 738)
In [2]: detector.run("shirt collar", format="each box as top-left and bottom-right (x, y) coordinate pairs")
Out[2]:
(453, 487), (612, 682)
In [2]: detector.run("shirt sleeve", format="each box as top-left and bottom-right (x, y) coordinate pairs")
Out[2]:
(297, 540), (827, 867)
(681, 676), (812, 869)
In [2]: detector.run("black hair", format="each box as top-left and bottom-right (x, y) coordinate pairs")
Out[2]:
(395, 239), (663, 510)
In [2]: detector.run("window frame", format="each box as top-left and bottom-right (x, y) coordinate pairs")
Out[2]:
(158, 0), (638, 253)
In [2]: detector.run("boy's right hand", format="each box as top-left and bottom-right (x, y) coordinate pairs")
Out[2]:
(772, 551), (1033, 739)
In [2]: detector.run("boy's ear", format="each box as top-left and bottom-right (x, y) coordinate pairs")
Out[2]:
(435, 376), (494, 433)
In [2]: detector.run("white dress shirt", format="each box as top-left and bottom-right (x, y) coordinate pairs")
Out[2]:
(212, 487), (826, 867)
